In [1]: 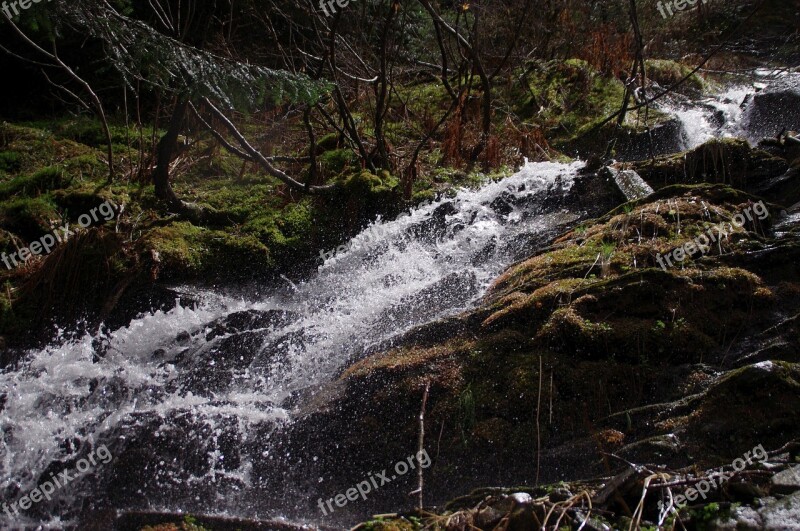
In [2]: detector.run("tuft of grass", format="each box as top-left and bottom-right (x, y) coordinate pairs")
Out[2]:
(0, 151), (23, 174)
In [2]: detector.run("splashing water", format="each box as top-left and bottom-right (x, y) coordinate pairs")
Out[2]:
(0, 160), (584, 525)
(660, 69), (800, 149)
(660, 85), (753, 149)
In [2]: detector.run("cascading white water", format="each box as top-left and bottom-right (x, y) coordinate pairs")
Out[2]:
(659, 69), (799, 150)
(659, 85), (752, 149)
(0, 160), (584, 526)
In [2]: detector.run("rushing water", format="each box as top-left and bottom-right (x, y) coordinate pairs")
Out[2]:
(2, 68), (795, 528)
(663, 84), (752, 148)
(661, 69), (800, 150)
(0, 161), (583, 527)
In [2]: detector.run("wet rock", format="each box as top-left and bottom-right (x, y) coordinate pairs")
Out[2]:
(371, 271), (479, 337)
(615, 118), (685, 161)
(68, 410), (251, 526)
(617, 434), (685, 468)
(388, 315), (469, 350)
(496, 211), (582, 263)
(549, 487), (574, 502)
(204, 309), (297, 341)
(177, 329), (272, 395)
(743, 78), (800, 142)
(600, 167), (654, 201)
(771, 465), (800, 494)
(713, 505), (765, 530)
(405, 201), (458, 241)
(758, 490), (800, 530)
(103, 285), (201, 336)
(753, 168), (800, 207)
(489, 192), (516, 216)
(688, 361), (800, 459)
(475, 493), (537, 530)
(568, 168), (628, 216)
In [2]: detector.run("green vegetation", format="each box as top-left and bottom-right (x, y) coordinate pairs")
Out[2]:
(645, 59), (709, 94)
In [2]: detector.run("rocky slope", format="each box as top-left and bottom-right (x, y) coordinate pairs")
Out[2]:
(250, 136), (800, 529)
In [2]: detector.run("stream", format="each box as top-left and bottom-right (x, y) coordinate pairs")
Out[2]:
(0, 69), (796, 528)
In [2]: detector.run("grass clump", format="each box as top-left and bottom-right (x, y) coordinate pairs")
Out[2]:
(0, 151), (22, 174)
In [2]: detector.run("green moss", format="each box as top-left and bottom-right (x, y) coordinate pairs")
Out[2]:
(645, 59), (709, 94)
(48, 116), (136, 148)
(0, 122), (106, 181)
(315, 132), (340, 152)
(0, 166), (64, 201)
(142, 221), (273, 280)
(62, 154), (106, 180)
(514, 59), (642, 146)
(321, 148), (358, 176)
(342, 170), (384, 192)
(0, 151), (22, 174)
(0, 195), (61, 241)
(392, 80), (452, 122)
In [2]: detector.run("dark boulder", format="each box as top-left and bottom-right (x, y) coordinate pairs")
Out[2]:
(615, 118), (685, 161)
(743, 77), (800, 142)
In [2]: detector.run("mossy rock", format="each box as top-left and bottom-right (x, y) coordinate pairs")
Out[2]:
(2, 229), (134, 347)
(320, 148), (358, 175)
(0, 195), (61, 241)
(356, 516), (419, 531)
(52, 190), (113, 219)
(645, 59), (709, 95)
(633, 138), (788, 191)
(0, 166), (64, 201)
(689, 361), (800, 460)
(140, 221), (274, 282)
(243, 201), (315, 266)
(342, 169), (382, 191)
(315, 132), (342, 153)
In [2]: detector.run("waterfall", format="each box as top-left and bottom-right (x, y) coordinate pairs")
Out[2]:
(0, 161), (584, 526)
(661, 69), (799, 150)
(659, 85), (752, 149)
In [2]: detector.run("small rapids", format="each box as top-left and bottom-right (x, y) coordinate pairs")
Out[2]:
(658, 69), (800, 150)
(663, 84), (752, 148)
(0, 161), (583, 527)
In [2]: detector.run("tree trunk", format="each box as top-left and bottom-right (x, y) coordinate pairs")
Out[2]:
(153, 99), (188, 211)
